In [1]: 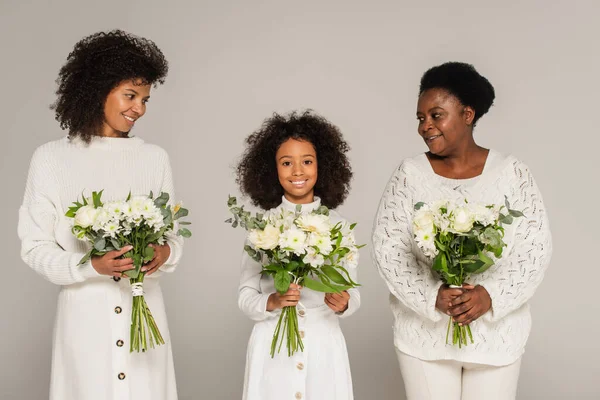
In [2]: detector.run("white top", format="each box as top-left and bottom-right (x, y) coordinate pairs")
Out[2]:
(18, 135), (183, 400)
(18, 136), (183, 285)
(372, 150), (552, 366)
(238, 196), (360, 320)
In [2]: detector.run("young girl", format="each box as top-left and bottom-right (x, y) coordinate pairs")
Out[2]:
(18, 30), (182, 400)
(236, 111), (360, 400)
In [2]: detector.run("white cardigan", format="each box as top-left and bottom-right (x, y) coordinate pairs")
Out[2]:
(372, 150), (552, 366)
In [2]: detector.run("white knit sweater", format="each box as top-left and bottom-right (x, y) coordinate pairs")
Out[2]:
(18, 136), (183, 286)
(372, 150), (552, 366)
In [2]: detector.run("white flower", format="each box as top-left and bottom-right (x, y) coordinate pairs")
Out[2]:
(104, 201), (127, 219)
(413, 207), (435, 234)
(279, 226), (307, 255)
(343, 248), (359, 266)
(450, 206), (474, 233)
(296, 214), (331, 234)
(414, 227), (438, 258)
(307, 233), (333, 255)
(470, 203), (497, 226)
(103, 220), (121, 238)
(248, 224), (280, 250)
(303, 247), (325, 267)
(74, 205), (100, 228)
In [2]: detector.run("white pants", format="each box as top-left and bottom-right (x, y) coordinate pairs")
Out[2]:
(396, 349), (521, 400)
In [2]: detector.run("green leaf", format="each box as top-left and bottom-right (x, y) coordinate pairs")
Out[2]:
(178, 228), (192, 238)
(499, 214), (513, 225)
(178, 221), (191, 225)
(302, 277), (335, 293)
(79, 249), (93, 265)
(509, 209), (525, 218)
(350, 223), (357, 230)
(432, 253), (448, 273)
(285, 261), (300, 271)
(227, 196), (237, 207)
(126, 191), (132, 202)
(154, 192), (170, 208)
(174, 207), (189, 219)
(143, 246), (155, 263)
(110, 238), (122, 250)
(274, 270), (291, 294)
(94, 237), (106, 251)
(414, 202), (425, 210)
(321, 266), (350, 286)
(92, 190), (103, 208)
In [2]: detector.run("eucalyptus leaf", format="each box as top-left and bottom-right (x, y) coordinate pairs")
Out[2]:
(178, 228), (192, 238)
(94, 238), (106, 251)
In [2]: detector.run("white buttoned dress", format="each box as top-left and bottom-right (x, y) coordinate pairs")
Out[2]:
(238, 197), (360, 400)
(18, 136), (183, 400)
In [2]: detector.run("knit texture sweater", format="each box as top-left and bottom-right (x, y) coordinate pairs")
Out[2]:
(18, 136), (183, 286)
(372, 150), (552, 366)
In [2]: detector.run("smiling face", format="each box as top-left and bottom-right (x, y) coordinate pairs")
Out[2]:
(101, 79), (151, 137)
(416, 88), (475, 156)
(276, 138), (318, 204)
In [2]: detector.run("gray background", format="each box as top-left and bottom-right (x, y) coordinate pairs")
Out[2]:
(1, 0), (599, 399)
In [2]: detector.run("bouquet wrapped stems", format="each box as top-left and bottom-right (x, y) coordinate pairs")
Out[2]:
(129, 272), (164, 352)
(446, 285), (473, 348)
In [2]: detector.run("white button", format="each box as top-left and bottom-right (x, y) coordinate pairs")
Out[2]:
(295, 392), (302, 399)
(296, 362), (304, 370)
(300, 330), (305, 338)
(298, 310), (305, 316)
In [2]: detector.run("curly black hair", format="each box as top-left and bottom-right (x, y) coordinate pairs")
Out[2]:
(419, 62), (495, 125)
(51, 30), (168, 142)
(236, 111), (353, 210)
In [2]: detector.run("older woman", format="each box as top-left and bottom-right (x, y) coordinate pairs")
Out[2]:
(372, 62), (552, 400)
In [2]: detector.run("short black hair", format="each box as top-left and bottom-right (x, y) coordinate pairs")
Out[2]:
(419, 62), (495, 125)
(51, 30), (168, 142)
(236, 110), (353, 210)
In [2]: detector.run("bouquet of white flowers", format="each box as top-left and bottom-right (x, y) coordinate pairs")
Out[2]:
(413, 197), (523, 347)
(227, 196), (362, 357)
(66, 190), (191, 352)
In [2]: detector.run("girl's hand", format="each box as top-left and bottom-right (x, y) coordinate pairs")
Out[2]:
(267, 283), (301, 311)
(141, 243), (171, 276)
(91, 246), (134, 277)
(448, 285), (492, 325)
(325, 291), (350, 313)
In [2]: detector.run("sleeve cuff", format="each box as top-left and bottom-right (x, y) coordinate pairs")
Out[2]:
(426, 280), (444, 322)
(77, 258), (101, 280)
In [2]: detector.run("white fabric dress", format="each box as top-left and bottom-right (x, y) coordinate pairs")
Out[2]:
(238, 196), (360, 400)
(18, 136), (183, 400)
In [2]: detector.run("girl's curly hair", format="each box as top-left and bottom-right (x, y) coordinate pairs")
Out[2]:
(51, 30), (168, 142)
(236, 111), (353, 210)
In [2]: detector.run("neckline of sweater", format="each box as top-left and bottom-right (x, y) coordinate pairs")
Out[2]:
(64, 135), (145, 150)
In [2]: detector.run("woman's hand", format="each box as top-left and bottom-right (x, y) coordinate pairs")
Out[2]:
(436, 284), (467, 314)
(91, 246), (134, 277)
(141, 243), (171, 276)
(448, 285), (492, 325)
(325, 291), (350, 313)
(266, 283), (301, 311)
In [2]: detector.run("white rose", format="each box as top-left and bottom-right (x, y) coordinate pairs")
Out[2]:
(279, 226), (307, 255)
(248, 224), (280, 250)
(74, 205), (100, 228)
(451, 207), (474, 233)
(296, 214), (331, 234)
(413, 208), (435, 233)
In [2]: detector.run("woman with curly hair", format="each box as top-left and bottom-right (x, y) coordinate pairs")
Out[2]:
(372, 62), (552, 399)
(18, 30), (182, 400)
(236, 111), (360, 400)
